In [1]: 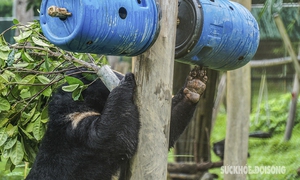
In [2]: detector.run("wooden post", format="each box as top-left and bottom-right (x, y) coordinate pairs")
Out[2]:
(224, 0), (251, 179)
(284, 74), (299, 141)
(129, 0), (178, 179)
(273, 14), (300, 141)
(273, 14), (300, 80)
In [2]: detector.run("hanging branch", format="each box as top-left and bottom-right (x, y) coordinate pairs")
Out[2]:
(0, 21), (121, 170)
(9, 45), (120, 91)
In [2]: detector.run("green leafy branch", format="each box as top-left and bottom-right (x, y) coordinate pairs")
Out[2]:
(0, 20), (113, 172)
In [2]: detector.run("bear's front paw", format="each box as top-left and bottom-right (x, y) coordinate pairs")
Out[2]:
(184, 66), (207, 103)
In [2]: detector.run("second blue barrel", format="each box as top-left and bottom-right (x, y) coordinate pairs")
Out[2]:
(176, 0), (260, 71)
(39, 0), (160, 56)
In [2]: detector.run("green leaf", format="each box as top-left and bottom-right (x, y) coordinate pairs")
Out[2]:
(21, 107), (36, 126)
(32, 36), (50, 47)
(23, 142), (37, 163)
(0, 35), (7, 45)
(42, 86), (52, 97)
(0, 97), (10, 111)
(19, 75), (36, 89)
(4, 137), (17, 149)
(22, 51), (34, 62)
(0, 118), (9, 127)
(10, 141), (24, 165)
(20, 89), (32, 99)
(0, 75), (9, 83)
(14, 51), (21, 59)
(3, 70), (16, 80)
(33, 118), (45, 141)
(20, 127), (34, 140)
(65, 76), (84, 85)
(0, 45), (10, 51)
(37, 75), (50, 84)
(44, 51), (50, 72)
(72, 86), (83, 101)
(2, 148), (11, 159)
(6, 124), (17, 137)
(82, 73), (98, 81)
(0, 50), (9, 60)
(13, 62), (29, 68)
(0, 128), (8, 146)
(62, 84), (80, 92)
(14, 30), (32, 43)
(13, 19), (19, 25)
(5, 158), (13, 171)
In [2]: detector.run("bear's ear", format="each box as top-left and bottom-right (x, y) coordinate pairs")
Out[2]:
(67, 111), (100, 129)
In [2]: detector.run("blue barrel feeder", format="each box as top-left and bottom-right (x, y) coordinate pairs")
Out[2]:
(176, 0), (260, 71)
(39, 0), (160, 56)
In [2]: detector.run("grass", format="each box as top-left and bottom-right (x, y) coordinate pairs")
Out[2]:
(209, 102), (300, 180)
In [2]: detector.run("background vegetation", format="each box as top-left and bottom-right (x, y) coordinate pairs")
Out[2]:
(210, 92), (300, 180)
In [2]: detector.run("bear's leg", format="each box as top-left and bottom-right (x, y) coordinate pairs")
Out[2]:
(169, 66), (207, 148)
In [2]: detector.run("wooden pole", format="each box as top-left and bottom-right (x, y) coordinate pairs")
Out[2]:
(273, 14), (300, 141)
(273, 14), (300, 80)
(250, 56), (300, 68)
(224, 0), (251, 179)
(128, 0), (178, 179)
(284, 74), (299, 141)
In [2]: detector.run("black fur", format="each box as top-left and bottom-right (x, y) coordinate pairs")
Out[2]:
(26, 71), (198, 180)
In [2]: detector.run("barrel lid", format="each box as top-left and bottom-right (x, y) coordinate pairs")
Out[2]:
(39, 1), (84, 47)
(175, 0), (203, 59)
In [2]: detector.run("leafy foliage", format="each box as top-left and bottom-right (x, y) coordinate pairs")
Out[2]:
(0, 20), (107, 171)
(250, 93), (300, 134)
(0, 0), (13, 17)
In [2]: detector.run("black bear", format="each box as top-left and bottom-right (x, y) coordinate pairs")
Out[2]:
(26, 66), (207, 180)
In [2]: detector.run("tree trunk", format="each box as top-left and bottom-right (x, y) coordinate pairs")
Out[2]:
(128, 0), (178, 179)
(13, 0), (34, 24)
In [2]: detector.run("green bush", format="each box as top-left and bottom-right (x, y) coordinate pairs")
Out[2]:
(250, 93), (300, 134)
(0, 0), (13, 17)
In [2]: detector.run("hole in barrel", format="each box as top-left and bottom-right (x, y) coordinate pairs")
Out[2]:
(59, 17), (67, 21)
(137, 0), (142, 4)
(238, 56), (244, 60)
(119, 7), (127, 19)
(229, 6), (234, 10)
(86, 41), (93, 45)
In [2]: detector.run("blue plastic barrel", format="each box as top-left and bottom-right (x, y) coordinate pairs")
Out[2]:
(175, 0), (260, 71)
(39, 0), (160, 56)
